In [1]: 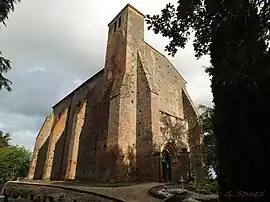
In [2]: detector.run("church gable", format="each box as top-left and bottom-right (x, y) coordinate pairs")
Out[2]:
(143, 43), (185, 119)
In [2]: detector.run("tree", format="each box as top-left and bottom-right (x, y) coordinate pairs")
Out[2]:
(0, 145), (32, 184)
(0, 130), (11, 147)
(0, 0), (22, 91)
(198, 104), (217, 173)
(146, 1), (270, 201)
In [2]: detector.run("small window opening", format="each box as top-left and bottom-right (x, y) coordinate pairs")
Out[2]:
(114, 21), (117, 32)
(118, 16), (122, 28)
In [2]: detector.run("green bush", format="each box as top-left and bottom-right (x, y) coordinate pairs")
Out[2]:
(0, 145), (32, 184)
(195, 179), (218, 194)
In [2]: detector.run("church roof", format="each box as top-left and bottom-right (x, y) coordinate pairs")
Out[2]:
(52, 68), (104, 109)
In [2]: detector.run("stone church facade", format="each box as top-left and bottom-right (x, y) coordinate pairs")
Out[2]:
(27, 4), (203, 183)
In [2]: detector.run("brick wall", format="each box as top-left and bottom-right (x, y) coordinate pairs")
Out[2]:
(43, 106), (69, 180)
(115, 7), (145, 180)
(65, 101), (86, 180)
(73, 74), (104, 180)
(99, 7), (128, 181)
(28, 113), (54, 180)
(135, 53), (154, 180)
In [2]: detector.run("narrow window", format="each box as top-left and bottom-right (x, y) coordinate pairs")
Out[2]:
(114, 21), (117, 32)
(118, 16), (122, 28)
(109, 26), (112, 34)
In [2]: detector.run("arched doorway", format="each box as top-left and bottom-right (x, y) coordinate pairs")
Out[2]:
(161, 149), (172, 182)
(160, 141), (178, 182)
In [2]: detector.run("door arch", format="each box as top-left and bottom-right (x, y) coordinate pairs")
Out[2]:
(160, 141), (179, 182)
(161, 149), (171, 182)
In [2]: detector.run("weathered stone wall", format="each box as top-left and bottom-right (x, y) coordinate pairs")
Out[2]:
(65, 101), (86, 180)
(141, 43), (187, 153)
(159, 112), (189, 150)
(69, 71), (104, 180)
(97, 7), (128, 181)
(77, 83), (104, 180)
(141, 39), (200, 182)
(43, 101), (70, 180)
(135, 53), (154, 180)
(63, 70), (104, 180)
(28, 113), (54, 180)
(115, 7), (145, 179)
(145, 44), (185, 118)
(36, 70), (104, 181)
(100, 5), (146, 180)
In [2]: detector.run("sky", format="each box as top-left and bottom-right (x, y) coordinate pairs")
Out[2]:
(0, 0), (212, 150)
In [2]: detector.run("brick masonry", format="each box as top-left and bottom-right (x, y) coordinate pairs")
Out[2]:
(28, 4), (204, 183)
(28, 113), (54, 180)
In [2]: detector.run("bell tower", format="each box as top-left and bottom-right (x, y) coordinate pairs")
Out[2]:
(102, 4), (145, 179)
(103, 4), (145, 91)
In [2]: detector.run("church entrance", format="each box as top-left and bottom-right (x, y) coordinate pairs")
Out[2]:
(161, 150), (172, 182)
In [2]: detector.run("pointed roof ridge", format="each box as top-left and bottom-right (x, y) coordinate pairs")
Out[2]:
(108, 3), (145, 27)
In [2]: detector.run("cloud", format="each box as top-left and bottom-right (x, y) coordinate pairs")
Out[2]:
(0, 0), (212, 150)
(72, 78), (84, 86)
(18, 66), (47, 75)
(11, 130), (38, 150)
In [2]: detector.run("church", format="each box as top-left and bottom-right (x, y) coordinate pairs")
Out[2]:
(27, 4), (203, 183)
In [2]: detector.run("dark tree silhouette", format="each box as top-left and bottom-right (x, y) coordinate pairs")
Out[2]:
(0, 0), (22, 91)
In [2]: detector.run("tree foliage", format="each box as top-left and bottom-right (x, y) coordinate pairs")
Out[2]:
(146, 0), (270, 58)
(0, 145), (32, 184)
(0, 0), (22, 92)
(0, 130), (11, 147)
(147, 1), (270, 201)
(0, 50), (12, 91)
(0, 130), (32, 184)
(198, 104), (217, 173)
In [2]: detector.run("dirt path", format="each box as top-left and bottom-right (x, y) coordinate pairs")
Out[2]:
(67, 183), (163, 202)
(10, 181), (164, 202)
